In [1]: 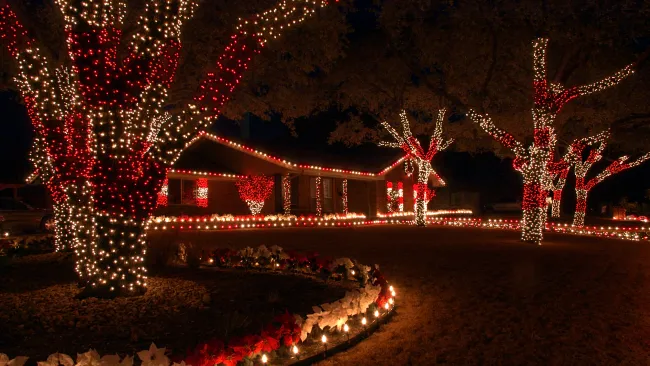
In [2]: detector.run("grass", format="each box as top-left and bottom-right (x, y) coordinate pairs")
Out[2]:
(150, 225), (650, 365)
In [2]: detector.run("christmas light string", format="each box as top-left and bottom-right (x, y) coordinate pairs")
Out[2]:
(379, 109), (453, 226)
(1, 0), (335, 295)
(342, 179), (348, 214)
(468, 37), (636, 244)
(315, 176), (323, 216)
(282, 174), (292, 214)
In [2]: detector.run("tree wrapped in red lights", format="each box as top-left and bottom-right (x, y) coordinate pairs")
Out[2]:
(236, 175), (275, 216)
(468, 38), (636, 244)
(379, 109), (452, 226)
(1, 0), (334, 296)
(572, 133), (650, 227)
(546, 132), (608, 218)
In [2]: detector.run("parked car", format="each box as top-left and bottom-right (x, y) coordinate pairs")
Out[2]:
(0, 198), (52, 234)
(484, 200), (522, 213)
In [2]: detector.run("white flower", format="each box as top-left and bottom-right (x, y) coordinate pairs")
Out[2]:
(76, 350), (101, 366)
(255, 245), (271, 258)
(38, 353), (74, 366)
(0, 354), (29, 366)
(137, 344), (169, 366)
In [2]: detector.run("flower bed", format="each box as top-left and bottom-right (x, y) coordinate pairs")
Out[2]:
(1, 246), (396, 366)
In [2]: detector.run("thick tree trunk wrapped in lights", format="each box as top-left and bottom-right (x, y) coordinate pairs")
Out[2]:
(236, 175), (275, 216)
(469, 38), (636, 244)
(379, 109), (453, 226)
(572, 132), (650, 227)
(1, 0), (334, 297)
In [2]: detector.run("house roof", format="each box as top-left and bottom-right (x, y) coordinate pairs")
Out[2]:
(172, 132), (446, 185)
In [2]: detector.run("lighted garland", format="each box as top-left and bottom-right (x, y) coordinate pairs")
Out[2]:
(342, 179), (348, 214)
(378, 109), (452, 226)
(282, 174), (291, 214)
(468, 37), (636, 244)
(315, 176), (323, 217)
(0, 0), (335, 295)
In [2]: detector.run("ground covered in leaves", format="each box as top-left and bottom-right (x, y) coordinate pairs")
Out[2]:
(158, 225), (650, 365)
(0, 253), (352, 361)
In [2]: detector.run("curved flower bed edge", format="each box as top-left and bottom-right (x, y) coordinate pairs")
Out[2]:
(1, 245), (396, 366)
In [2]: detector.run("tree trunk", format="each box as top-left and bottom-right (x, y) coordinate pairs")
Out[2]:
(550, 189), (562, 218)
(414, 160), (430, 227)
(573, 189), (588, 227)
(521, 173), (548, 244)
(80, 214), (149, 298)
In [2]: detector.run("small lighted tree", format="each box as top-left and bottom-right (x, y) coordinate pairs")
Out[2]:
(236, 175), (275, 216)
(468, 38), (635, 244)
(546, 132), (608, 218)
(379, 109), (453, 226)
(572, 133), (650, 227)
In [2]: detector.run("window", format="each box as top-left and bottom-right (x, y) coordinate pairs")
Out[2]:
(167, 179), (201, 206)
(310, 177), (317, 210)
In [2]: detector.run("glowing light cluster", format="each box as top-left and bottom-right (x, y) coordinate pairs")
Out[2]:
(157, 178), (169, 207)
(379, 109), (452, 226)
(195, 178), (208, 208)
(1, 0), (333, 295)
(469, 38), (635, 244)
(236, 175), (275, 215)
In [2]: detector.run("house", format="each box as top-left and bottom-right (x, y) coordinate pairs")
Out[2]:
(156, 132), (446, 218)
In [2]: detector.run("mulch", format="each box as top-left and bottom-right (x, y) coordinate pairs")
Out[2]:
(0, 253), (353, 362)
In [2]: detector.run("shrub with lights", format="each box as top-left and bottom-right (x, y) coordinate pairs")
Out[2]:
(236, 175), (275, 216)
(468, 38), (636, 244)
(0, 0), (335, 296)
(379, 109), (453, 226)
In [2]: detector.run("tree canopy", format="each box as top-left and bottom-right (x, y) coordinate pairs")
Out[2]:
(221, 0), (650, 155)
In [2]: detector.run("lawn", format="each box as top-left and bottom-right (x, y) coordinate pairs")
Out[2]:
(151, 225), (650, 365)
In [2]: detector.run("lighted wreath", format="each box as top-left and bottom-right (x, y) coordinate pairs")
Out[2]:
(236, 175), (275, 215)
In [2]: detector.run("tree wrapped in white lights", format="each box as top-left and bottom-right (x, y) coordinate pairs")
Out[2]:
(379, 109), (453, 226)
(572, 133), (650, 227)
(1, 0), (334, 297)
(468, 38), (635, 244)
(546, 132), (608, 218)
